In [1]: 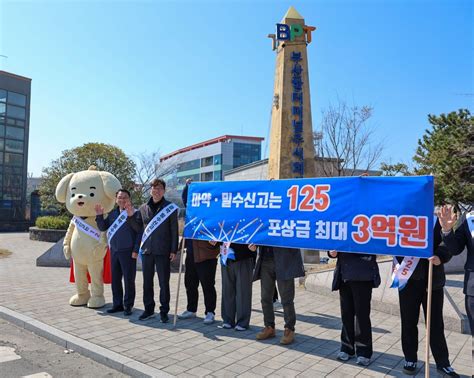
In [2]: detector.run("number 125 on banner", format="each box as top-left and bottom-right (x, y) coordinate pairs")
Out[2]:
(287, 184), (331, 212)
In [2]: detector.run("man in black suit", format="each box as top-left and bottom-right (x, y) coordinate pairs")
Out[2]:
(95, 189), (140, 316)
(126, 178), (178, 323)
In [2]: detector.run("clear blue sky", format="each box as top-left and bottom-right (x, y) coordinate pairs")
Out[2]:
(1, 0), (472, 176)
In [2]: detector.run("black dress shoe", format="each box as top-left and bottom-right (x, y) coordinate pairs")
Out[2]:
(107, 305), (124, 314)
(138, 311), (155, 321)
(160, 313), (169, 323)
(124, 307), (133, 316)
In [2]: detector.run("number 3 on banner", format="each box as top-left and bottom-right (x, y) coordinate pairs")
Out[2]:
(287, 185), (331, 212)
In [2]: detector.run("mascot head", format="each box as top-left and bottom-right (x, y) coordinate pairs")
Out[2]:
(55, 166), (122, 217)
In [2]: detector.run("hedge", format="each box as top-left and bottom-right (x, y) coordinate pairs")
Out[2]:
(35, 216), (70, 230)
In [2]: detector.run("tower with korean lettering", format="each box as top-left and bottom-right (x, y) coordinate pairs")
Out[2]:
(268, 6), (317, 180)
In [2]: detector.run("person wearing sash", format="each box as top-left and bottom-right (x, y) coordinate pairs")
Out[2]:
(211, 241), (256, 331)
(253, 245), (305, 345)
(328, 250), (380, 366)
(178, 179), (220, 324)
(95, 189), (140, 316)
(126, 178), (178, 323)
(438, 205), (474, 336)
(392, 218), (458, 377)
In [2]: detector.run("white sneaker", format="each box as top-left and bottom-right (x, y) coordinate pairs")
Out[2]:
(273, 300), (283, 310)
(336, 351), (354, 361)
(356, 356), (371, 366)
(221, 323), (232, 329)
(178, 310), (196, 319)
(203, 313), (215, 324)
(235, 325), (247, 331)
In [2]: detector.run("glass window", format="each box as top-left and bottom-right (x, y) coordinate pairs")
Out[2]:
(0, 90), (6, 102)
(3, 192), (22, 200)
(201, 156), (213, 167)
(6, 118), (15, 125)
(6, 126), (24, 140)
(214, 170), (222, 181)
(0, 103), (5, 116)
(232, 143), (262, 168)
(200, 172), (213, 182)
(4, 166), (22, 174)
(7, 91), (26, 107)
(0, 138), (3, 150)
(5, 139), (23, 153)
(7, 105), (25, 120)
(4, 152), (23, 166)
(0, 152), (3, 164)
(214, 154), (222, 165)
(3, 173), (22, 188)
(177, 159), (200, 172)
(0, 125), (4, 137)
(15, 120), (24, 127)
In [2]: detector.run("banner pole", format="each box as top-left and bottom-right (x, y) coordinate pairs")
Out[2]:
(173, 238), (186, 329)
(424, 259), (434, 378)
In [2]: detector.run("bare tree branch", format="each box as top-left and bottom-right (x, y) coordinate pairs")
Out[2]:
(314, 99), (384, 176)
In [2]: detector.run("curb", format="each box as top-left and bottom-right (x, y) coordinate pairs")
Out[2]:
(0, 306), (171, 377)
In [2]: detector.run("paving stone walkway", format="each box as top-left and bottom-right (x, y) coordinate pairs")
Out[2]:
(0, 233), (472, 377)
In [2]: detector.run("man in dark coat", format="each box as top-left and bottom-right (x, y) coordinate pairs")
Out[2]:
(126, 178), (178, 323)
(253, 246), (305, 345)
(394, 219), (459, 377)
(438, 205), (474, 336)
(95, 189), (140, 316)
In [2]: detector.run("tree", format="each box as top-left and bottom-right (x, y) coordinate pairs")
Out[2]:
(132, 151), (182, 205)
(39, 143), (136, 213)
(314, 100), (384, 176)
(380, 162), (413, 177)
(413, 109), (473, 206)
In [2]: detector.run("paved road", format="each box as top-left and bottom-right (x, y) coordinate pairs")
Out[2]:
(0, 318), (128, 377)
(0, 233), (472, 377)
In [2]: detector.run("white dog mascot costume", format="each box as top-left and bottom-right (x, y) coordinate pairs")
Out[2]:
(55, 166), (121, 308)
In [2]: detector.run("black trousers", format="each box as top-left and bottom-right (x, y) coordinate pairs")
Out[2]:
(184, 252), (217, 314)
(111, 251), (137, 308)
(339, 281), (373, 358)
(142, 254), (170, 315)
(399, 279), (450, 367)
(465, 295), (474, 336)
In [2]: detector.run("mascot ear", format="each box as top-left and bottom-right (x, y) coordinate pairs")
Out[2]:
(100, 172), (122, 199)
(55, 173), (75, 203)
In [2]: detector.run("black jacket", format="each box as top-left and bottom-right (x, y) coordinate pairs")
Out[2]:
(253, 247), (305, 281)
(396, 220), (451, 290)
(96, 207), (140, 253)
(127, 197), (178, 256)
(331, 252), (381, 291)
(442, 215), (474, 295)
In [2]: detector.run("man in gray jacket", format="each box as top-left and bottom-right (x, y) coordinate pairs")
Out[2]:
(253, 246), (305, 345)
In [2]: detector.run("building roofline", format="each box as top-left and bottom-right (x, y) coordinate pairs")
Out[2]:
(0, 70), (32, 82)
(223, 158), (269, 176)
(160, 135), (265, 162)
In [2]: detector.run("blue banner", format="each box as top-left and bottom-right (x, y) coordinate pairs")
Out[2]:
(183, 176), (434, 258)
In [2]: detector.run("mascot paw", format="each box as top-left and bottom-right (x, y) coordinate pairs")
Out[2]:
(87, 296), (105, 309)
(69, 292), (90, 306)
